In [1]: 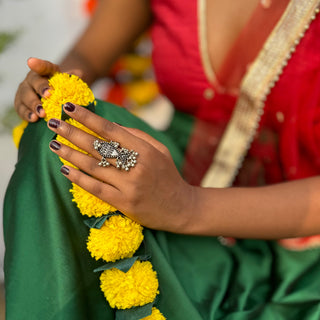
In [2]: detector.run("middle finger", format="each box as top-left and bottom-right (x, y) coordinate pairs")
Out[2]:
(47, 117), (137, 170)
(48, 117), (105, 160)
(49, 139), (120, 187)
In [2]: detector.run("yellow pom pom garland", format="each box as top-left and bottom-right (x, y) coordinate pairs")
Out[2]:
(143, 308), (166, 320)
(87, 215), (144, 262)
(100, 260), (159, 309)
(71, 183), (118, 217)
(12, 120), (29, 148)
(38, 72), (164, 319)
(43, 72), (95, 121)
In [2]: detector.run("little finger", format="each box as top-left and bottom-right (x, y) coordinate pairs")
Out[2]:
(15, 102), (39, 122)
(49, 140), (121, 187)
(62, 103), (145, 151)
(59, 165), (122, 207)
(48, 118), (138, 170)
(25, 70), (51, 100)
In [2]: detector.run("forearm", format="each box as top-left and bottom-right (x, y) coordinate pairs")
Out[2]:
(183, 177), (320, 239)
(60, 0), (152, 85)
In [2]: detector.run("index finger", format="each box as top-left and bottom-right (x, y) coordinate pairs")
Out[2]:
(62, 103), (143, 149)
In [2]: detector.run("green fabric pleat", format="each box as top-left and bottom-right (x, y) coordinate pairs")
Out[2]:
(4, 100), (320, 319)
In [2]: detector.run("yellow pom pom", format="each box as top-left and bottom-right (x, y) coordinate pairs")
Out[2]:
(87, 215), (144, 262)
(12, 120), (28, 148)
(41, 72), (95, 121)
(70, 183), (117, 217)
(100, 260), (159, 309)
(143, 308), (166, 320)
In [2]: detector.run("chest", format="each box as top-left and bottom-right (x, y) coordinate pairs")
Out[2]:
(206, 0), (261, 72)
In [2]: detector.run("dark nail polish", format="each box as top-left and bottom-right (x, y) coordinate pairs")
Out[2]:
(64, 102), (75, 112)
(60, 166), (70, 175)
(42, 87), (50, 96)
(49, 140), (61, 151)
(36, 104), (43, 114)
(48, 119), (60, 128)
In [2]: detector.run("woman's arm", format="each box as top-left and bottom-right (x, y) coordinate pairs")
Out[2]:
(59, 0), (152, 85)
(15, 0), (151, 121)
(47, 104), (320, 240)
(191, 178), (320, 239)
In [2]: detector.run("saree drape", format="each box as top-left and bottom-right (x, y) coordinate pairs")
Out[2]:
(4, 101), (320, 319)
(4, 0), (320, 319)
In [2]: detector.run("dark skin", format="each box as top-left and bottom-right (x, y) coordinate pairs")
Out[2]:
(15, 0), (152, 121)
(14, 0), (259, 121)
(14, 0), (320, 239)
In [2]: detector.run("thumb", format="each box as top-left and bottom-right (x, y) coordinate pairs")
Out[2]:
(27, 57), (60, 76)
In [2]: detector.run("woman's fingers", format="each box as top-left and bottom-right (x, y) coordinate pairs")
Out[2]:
(14, 84), (40, 122)
(58, 164), (122, 206)
(121, 126), (171, 157)
(26, 58), (58, 99)
(49, 139), (120, 186)
(62, 103), (143, 150)
(15, 80), (46, 119)
(27, 57), (60, 76)
(14, 58), (59, 122)
(47, 118), (110, 163)
(47, 103), (146, 170)
(47, 116), (139, 172)
(47, 104), (194, 231)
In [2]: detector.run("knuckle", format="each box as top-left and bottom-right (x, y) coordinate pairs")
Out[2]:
(90, 182), (104, 198)
(125, 183), (143, 210)
(71, 105), (87, 122)
(71, 173), (81, 187)
(61, 145), (73, 159)
(30, 98), (41, 110)
(133, 163), (145, 179)
(37, 82), (50, 96)
(88, 159), (99, 173)
(62, 122), (75, 137)
(101, 120), (116, 136)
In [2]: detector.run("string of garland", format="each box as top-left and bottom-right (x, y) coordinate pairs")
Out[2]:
(13, 72), (165, 320)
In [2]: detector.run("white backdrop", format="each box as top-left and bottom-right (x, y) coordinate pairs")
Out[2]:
(0, 0), (89, 281)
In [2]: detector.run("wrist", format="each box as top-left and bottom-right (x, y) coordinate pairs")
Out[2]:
(168, 183), (200, 235)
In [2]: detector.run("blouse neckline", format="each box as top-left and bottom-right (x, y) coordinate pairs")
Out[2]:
(197, 0), (290, 95)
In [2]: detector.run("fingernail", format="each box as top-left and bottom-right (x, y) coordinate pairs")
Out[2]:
(28, 112), (33, 120)
(42, 87), (50, 96)
(64, 102), (75, 112)
(60, 166), (70, 175)
(49, 140), (61, 151)
(36, 104), (43, 115)
(48, 119), (60, 128)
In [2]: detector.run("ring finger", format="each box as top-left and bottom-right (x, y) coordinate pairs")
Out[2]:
(47, 117), (139, 171)
(49, 139), (121, 187)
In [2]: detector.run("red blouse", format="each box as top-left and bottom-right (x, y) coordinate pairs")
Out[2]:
(150, 0), (320, 188)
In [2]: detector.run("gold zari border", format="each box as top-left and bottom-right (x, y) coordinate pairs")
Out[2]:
(201, 0), (320, 188)
(198, 0), (215, 84)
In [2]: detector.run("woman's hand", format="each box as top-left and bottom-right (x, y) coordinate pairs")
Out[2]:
(47, 103), (195, 233)
(14, 57), (60, 122)
(46, 104), (320, 239)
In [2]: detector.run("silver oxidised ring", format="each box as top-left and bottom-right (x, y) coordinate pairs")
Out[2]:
(93, 139), (138, 171)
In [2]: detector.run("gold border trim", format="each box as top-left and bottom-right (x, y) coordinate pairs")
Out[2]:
(198, 0), (215, 84)
(201, 0), (320, 188)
